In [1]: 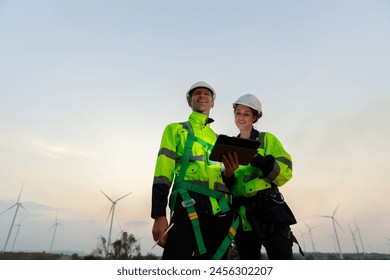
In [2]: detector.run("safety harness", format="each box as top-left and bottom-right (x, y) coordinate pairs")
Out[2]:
(234, 183), (305, 256)
(169, 121), (239, 259)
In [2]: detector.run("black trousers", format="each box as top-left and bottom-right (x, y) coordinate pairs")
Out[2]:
(234, 222), (293, 260)
(162, 212), (232, 260)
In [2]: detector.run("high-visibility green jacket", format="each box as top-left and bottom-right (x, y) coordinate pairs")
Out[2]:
(151, 111), (229, 219)
(232, 128), (292, 230)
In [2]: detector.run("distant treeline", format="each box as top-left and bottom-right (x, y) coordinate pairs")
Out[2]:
(1, 251), (389, 260)
(0, 251), (159, 260)
(0, 252), (69, 260)
(292, 252), (390, 260)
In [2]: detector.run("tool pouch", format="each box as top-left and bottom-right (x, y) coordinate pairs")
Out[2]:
(246, 187), (297, 225)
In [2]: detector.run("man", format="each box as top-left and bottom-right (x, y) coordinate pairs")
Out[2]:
(151, 81), (235, 259)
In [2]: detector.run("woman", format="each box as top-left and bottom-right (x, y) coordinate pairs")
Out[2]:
(222, 93), (303, 260)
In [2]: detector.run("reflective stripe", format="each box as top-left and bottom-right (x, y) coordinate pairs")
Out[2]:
(214, 182), (230, 193)
(257, 132), (265, 149)
(276, 156), (292, 170)
(266, 161), (281, 181)
(158, 148), (176, 160)
(176, 180), (229, 194)
(191, 155), (206, 161)
(176, 155), (205, 164)
(229, 227), (236, 236)
(243, 174), (258, 183)
(187, 180), (208, 188)
(153, 176), (170, 185)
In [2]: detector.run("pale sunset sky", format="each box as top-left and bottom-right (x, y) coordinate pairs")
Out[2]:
(1, 0), (389, 256)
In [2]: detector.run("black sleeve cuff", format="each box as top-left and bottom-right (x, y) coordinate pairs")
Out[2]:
(222, 172), (236, 188)
(151, 183), (170, 219)
(250, 154), (276, 178)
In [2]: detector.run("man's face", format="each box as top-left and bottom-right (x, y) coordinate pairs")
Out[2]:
(188, 87), (214, 115)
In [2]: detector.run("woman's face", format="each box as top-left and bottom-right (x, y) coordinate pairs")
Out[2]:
(234, 104), (256, 131)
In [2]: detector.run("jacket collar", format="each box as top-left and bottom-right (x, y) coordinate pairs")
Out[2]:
(189, 111), (214, 126)
(237, 127), (259, 140)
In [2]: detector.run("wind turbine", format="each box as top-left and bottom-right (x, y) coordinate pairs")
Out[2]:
(11, 215), (27, 251)
(317, 203), (344, 259)
(385, 236), (390, 253)
(298, 229), (307, 252)
(348, 224), (360, 254)
(354, 221), (366, 254)
(116, 222), (126, 239)
(101, 190), (132, 254)
(1, 183), (27, 252)
(48, 213), (63, 252)
(304, 222), (318, 253)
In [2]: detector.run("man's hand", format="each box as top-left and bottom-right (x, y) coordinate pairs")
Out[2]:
(152, 216), (168, 248)
(222, 151), (239, 178)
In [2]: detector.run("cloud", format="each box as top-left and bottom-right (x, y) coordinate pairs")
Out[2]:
(0, 134), (100, 159)
(29, 137), (100, 159)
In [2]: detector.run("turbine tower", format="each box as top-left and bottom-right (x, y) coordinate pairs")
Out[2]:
(385, 236), (390, 253)
(318, 203), (344, 260)
(48, 213), (63, 252)
(355, 221), (366, 254)
(1, 183), (27, 252)
(348, 224), (360, 254)
(11, 215), (27, 251)
(101, 190), (132, 254)
(304, 222), (317, 253)
(298, 229), (307, 252)
(327, 234), (338, 252)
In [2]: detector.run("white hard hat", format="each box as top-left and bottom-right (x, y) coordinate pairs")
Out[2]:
(233, 94), (262, 114)
(186, 81), (216, 102)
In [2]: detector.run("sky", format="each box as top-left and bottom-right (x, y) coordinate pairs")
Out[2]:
(1, 0), (390, 257)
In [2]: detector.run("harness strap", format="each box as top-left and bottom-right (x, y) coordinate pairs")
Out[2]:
(177, 181), (230, 213)
(212, 214), (240, 260)
(177, 188), (207, 255)
(170, 121), (233, 258)
(175, 122), (207, 254)
(287, 230), (305, 256)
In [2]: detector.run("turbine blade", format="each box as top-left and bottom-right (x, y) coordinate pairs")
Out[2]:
(47, 224), (56, 232)
(19, 203), (28, 212)
(0, 203), (17, 215)
(333, 203), (341, 216)
(17, 183), (24, 202)
(316, 215), (332, 218)
(105, 204), (114, 224)
(115, 192), (132, 202)
(101, 190), (114, 202)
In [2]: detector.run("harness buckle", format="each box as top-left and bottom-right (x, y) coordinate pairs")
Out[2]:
(181, 198), (196, 208)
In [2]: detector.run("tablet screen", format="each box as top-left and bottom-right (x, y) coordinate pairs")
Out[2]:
(209, 135), (260, 165)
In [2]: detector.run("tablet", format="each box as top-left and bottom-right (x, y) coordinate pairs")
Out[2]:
(209, 134), (260, 165)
